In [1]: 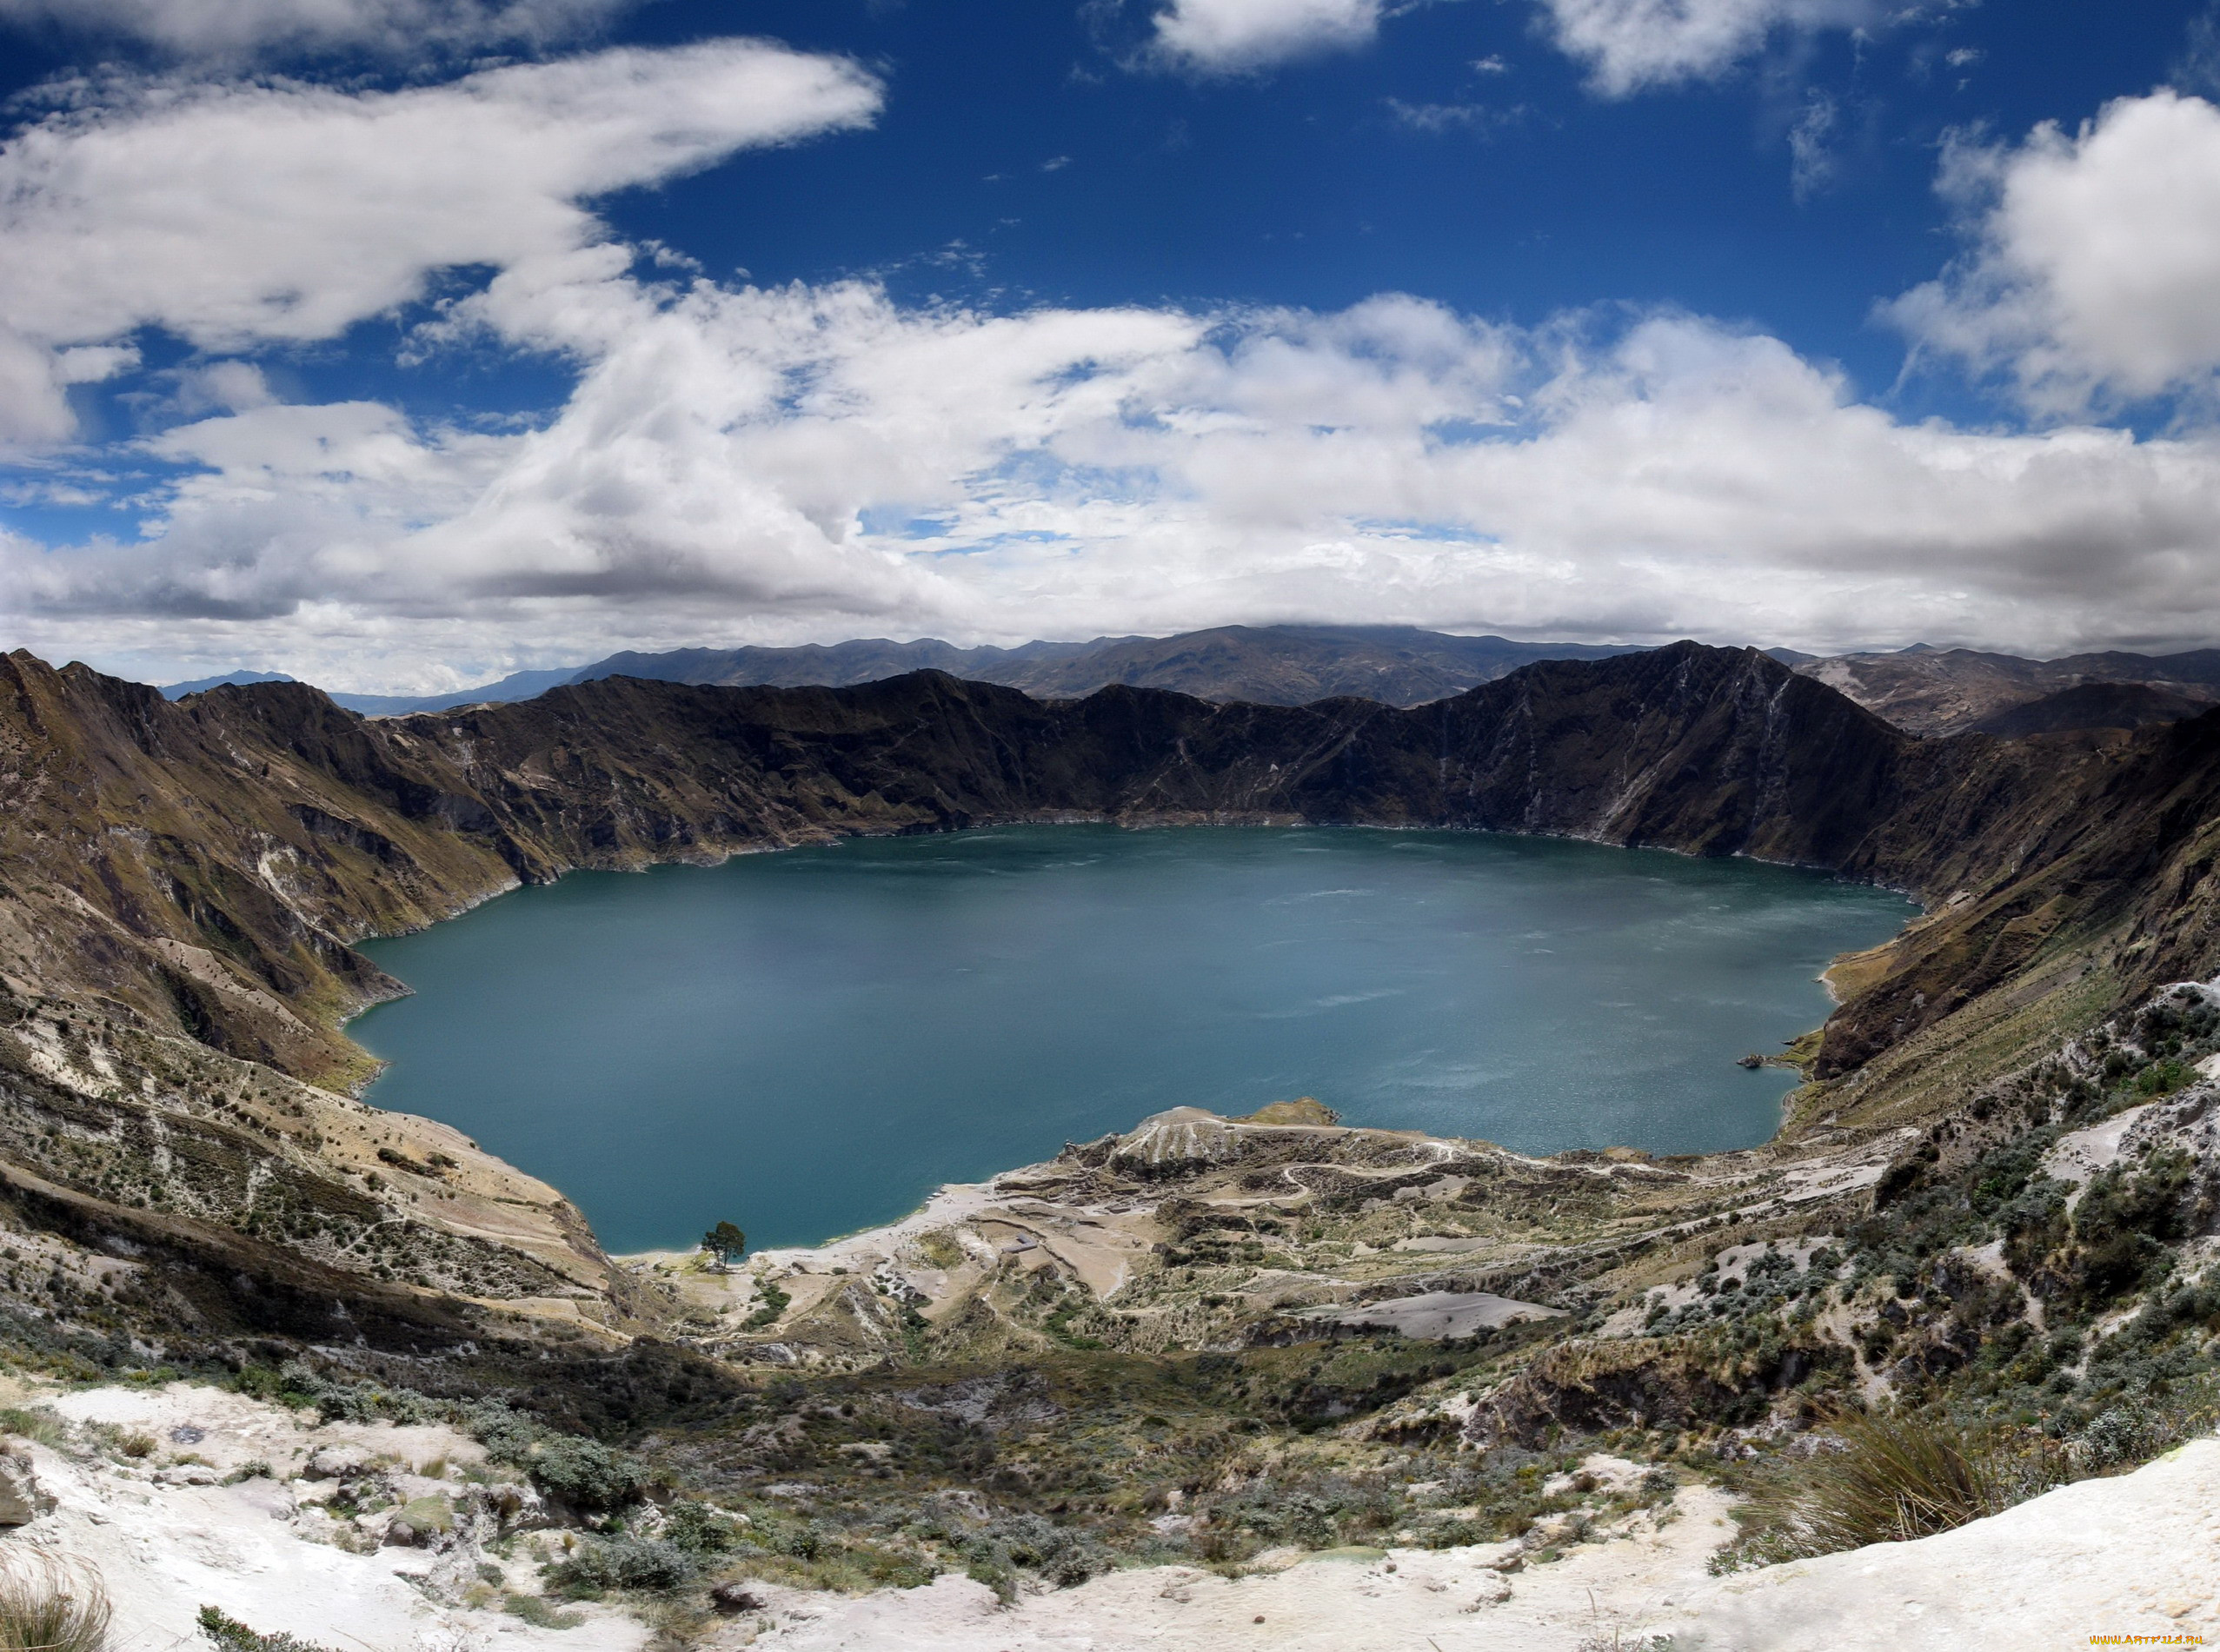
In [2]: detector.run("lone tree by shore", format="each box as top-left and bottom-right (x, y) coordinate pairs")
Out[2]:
(701, 1221), (748, 1271)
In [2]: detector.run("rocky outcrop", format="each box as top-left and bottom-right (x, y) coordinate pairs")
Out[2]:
(0, 1447), (51, 1524)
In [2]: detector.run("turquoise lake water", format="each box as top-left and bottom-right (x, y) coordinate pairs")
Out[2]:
(351, 826), (1915, 1253)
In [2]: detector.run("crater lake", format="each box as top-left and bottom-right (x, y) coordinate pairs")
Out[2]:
(351, 826), (1916, 1253)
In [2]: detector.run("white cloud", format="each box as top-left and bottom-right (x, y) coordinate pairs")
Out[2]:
(1387, 98), (1523, 136)
(16, 270), (2220, 688)
(1787, 90), (1838, 201)
(1536, 0), (1878, 96)
(167, 361), (278, 418)
(1888, 91), (2220, 413)
(0, 39), (882, 442)
(1151, 0), (1381, 72)
(10, 41), (2220, 689)
(1145, 0), (1889, 90)
(0, 0), (630, 59)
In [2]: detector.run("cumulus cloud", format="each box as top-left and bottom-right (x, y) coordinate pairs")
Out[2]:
(0, 0), (630, 59)
(1536, 0), (1878, 96)
(1887, 90), (2220, 413)
(1151, 0), (1381, 72)
(1144, 0), (1886, 88)
(16, 271), (2220, 688)
(9, 32), (2220, 689)
(0, 39), (882, 443)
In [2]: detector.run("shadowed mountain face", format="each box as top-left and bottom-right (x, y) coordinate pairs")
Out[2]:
(1966, 680), (2215, 738)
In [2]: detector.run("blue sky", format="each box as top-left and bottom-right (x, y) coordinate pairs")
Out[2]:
(2, 0), (2219, 690)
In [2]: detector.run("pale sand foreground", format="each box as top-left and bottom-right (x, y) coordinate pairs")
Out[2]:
(0, 1378), (2210, 1650)
(8, 1383), (648, 1652)
(1660, 1436), (2220, 1649)
(731, 1440), (2220, 1652)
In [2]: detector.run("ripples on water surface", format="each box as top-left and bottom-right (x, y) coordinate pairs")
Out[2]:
(353, 826), (1915, 1251)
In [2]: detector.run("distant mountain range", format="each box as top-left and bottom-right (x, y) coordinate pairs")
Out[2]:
(163, 626), (1646, 715)
(161, 668), (299, 696)
(160, 665), (582, 716)
(161, 627), (2220, 739)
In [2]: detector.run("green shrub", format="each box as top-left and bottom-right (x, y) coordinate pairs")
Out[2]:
(457, 1398), (648, 1511)
(2132, 1058), (2192, 1098)
(2071, 1373), (2220, 1470)
(0, 1406), (67, 1449)
(664, 1499), (739, 1554)
(545, 1536), (701, 1596)
(956, 1513), (1108, 1589)
(741, 1278), (791, 1330)
(196, 1605), (334, 1652)
(232, 1366), (288, 1403)
(523, 1436), (647, 1512)
(502, 1595), (585, 1629)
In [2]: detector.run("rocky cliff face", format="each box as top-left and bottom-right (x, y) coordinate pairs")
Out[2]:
(11, 638), (2220, 1356)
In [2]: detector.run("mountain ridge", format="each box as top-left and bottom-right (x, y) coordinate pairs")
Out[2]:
(166, 626), (2220, 737)
(1793, 644), (2220, 734)
(164, 624), (1648, 715)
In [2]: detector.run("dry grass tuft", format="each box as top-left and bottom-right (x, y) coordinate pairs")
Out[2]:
(0, 1412), (66, 1452)
(0, 1550), (112, 1652)
(1727, 1410), (2061, 1568)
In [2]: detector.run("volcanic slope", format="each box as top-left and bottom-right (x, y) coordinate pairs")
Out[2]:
(1794, 644), (2220, 735)
(5, 638), (2220, 1363)
(19, 640), (2220, 1088)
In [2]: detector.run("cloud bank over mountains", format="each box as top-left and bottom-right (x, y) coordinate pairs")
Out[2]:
(2, 11), (2217, 690)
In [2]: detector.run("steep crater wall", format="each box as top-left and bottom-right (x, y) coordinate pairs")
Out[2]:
(9, 640), (2220, 1349)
